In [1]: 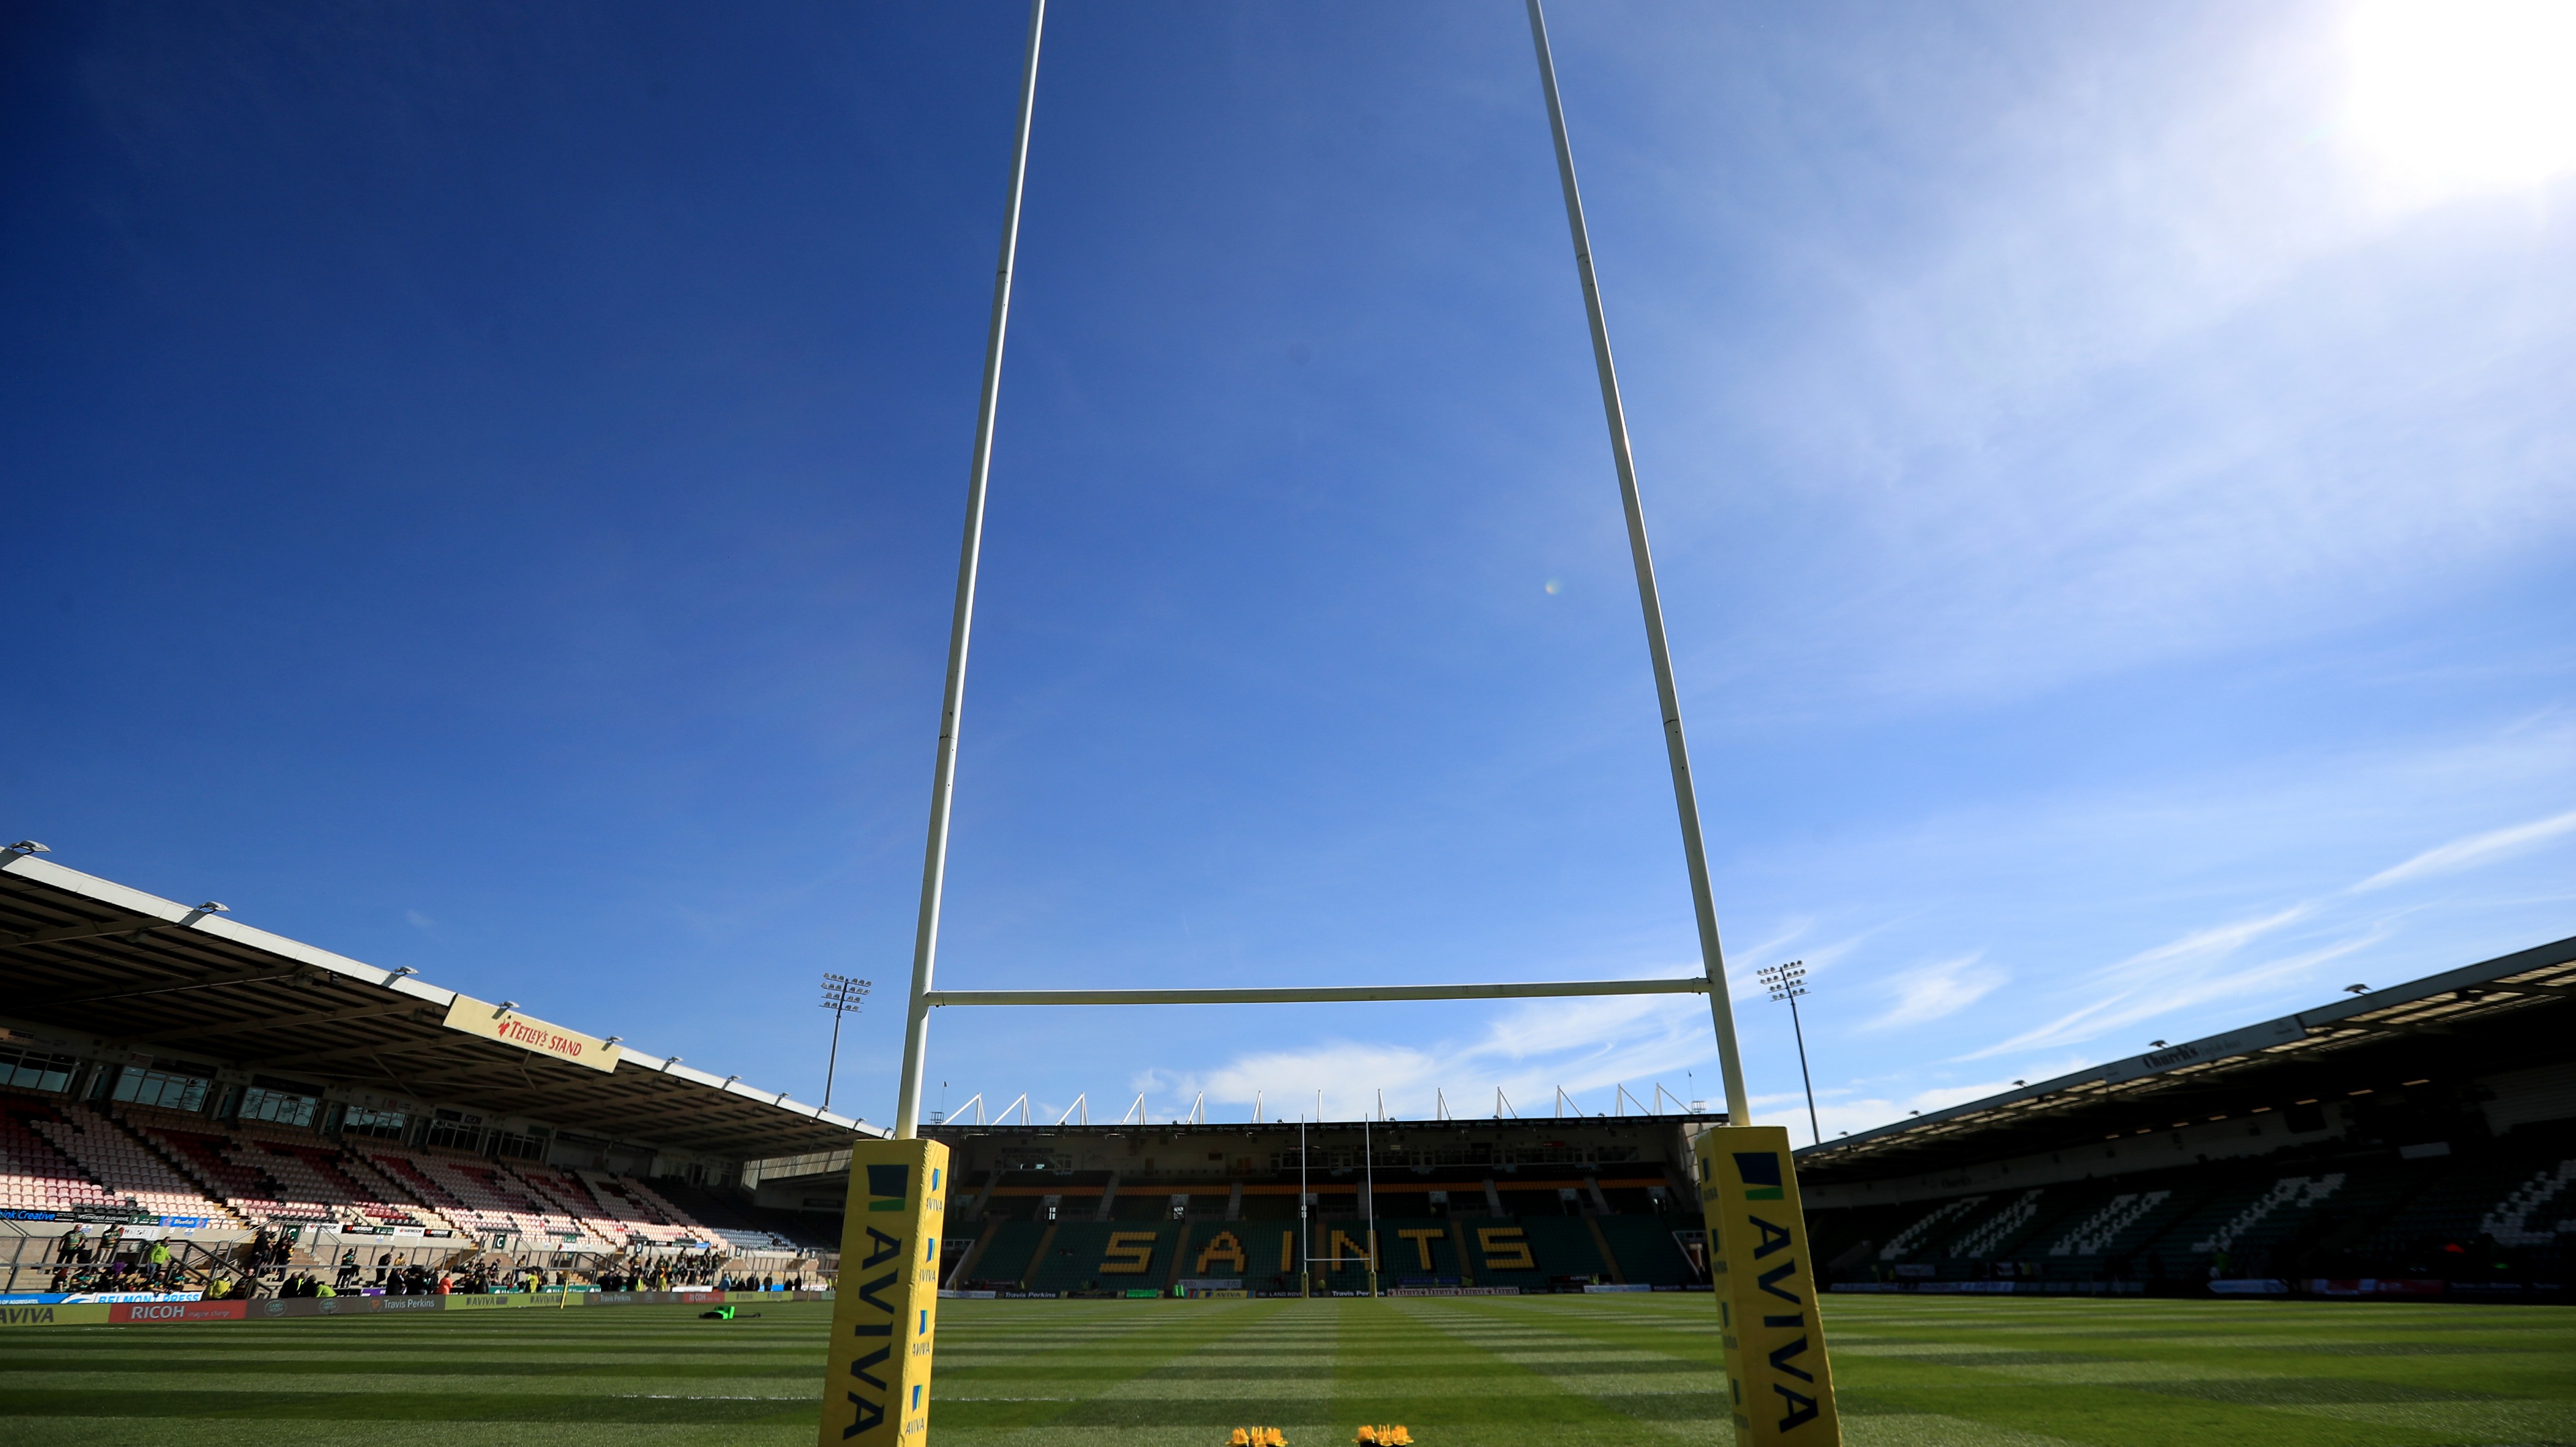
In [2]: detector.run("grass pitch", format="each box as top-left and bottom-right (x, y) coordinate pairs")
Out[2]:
(1, 1295), (2571, 1447)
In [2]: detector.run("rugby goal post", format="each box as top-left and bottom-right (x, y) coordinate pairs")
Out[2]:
(819, 5), (1839, 1446)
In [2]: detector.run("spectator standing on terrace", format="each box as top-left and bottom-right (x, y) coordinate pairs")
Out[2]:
(57, 1223), (87, 1263)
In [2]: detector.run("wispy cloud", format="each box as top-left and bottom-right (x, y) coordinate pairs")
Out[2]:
(2353, 807), (2576, 892)
(1963, 802), (2576, 1063)
(1179, 989), (1718, 1122)
(1972, 928), (2385, 1059)
(1792, 1080), (2029, 1141)
(1860, 953), (2006, 1031)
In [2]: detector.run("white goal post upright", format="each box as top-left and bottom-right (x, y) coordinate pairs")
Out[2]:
(837, 6), (1841, 1445)
(1521, 0), (1750, 1124)
(885, 0), (1753, 1145)
(888, 0), (1046, 1146)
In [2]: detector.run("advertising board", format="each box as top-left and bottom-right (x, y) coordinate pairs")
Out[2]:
(816, 1137), (948, 1447)
(1695, 1124), (1842, 1447)
(440, 994), (621, 1073)
(111, 1300), (249, 1324)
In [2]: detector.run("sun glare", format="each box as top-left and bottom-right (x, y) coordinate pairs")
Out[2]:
(2345, 0), (2576, 197)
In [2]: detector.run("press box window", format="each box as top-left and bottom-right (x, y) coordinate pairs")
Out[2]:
(423, 1110), (485, 1153)
(238, 1085), (320, 1128)
(0, 1045), (77, 1094)
(112, 1066), (211, 1113)
(342, 1107), (408, 1140)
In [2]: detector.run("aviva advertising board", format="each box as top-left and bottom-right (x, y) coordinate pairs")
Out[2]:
(818, 1138), (949, 1447)
(1694, 1124), (1841, 1446)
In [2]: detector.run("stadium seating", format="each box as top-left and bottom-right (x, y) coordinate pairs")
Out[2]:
(0, 1084), (747, 1254)
(1593, 1215), (1699, 1285)
(379, 1152), (615, 1249)
(26, 1102), (237, 1225)
(643, 1177), (819, 1252)
(952, 1218), (1045, 1287)
(129, 1116), (332, 1225)
(1809, 1118), (2576, 1287)
(0, 1097), (125, 1214)
(1022, 1220), (1181, 1294)
(574, 1169), (704, 1245)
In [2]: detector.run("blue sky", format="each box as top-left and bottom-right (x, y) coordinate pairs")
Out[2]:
(6, 1), (2572, 1142)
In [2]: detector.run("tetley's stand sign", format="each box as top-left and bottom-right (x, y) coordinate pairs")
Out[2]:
(441, 995), (620, 1074)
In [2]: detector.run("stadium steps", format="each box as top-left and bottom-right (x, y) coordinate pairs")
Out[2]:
(34, 1104), (239, 1225)
(339, 1150), (462, 1233)
(1023, 1221), (1179, 1294)
(1937, 1187), (2053, 1262)
(1997, 1190), (2117, 1264)
(943, 1230), (996, 1286)
(959, 1220), (1040, 1286)
(506, 1163), (626, 1251)
(356, 1150), (492, 1236)
(1582, 1216), (1627, 1283)
(2371, 1127), (2576, 1254)
(1015, 1222), (1059, 1287)
(2138, 1170), (2348, 1271)
(1161, 1221), (1197, 1289)
(577, 1171), (699, 1244)
(644, 1178), (817, 1252)
(1593, 1216), (1697, 1285)
(0, 1095), (122, 1215)
(1452, 1218), (1550, 1291)
(246, 1140), (386, 1225)
(135, 1122), (324, 1226)
(1517, 1215), (1611, 1281)
(2043, 1183), (2192, 1265)
(1176, 1222), (1262, 1281)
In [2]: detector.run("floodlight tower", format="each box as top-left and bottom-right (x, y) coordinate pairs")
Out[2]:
(818, 973), (872, 1112)
(1757, 960), (1819, 1144)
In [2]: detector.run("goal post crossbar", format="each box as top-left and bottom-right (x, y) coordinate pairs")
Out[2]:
(882, 0), (1754, 1146)
(920, 977), (1709, 1008)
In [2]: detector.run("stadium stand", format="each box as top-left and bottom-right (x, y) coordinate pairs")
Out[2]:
(0, 845), (868, 1297)
(30, 1102), (237, 1225)
(1799, 933), (2576, 1297)
(769, 929), (2576, 1301)
(757, 1122), (1726, 1296)
(647, 1177), (833, 1252)
(11, 839), (2569, 1304)
(0, 1097), (134, 1216)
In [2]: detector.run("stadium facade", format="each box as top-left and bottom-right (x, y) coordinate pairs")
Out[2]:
(1, 845), (869, 1290)
(790, 1114), (1727, 1297)
(11, 838), (2571, 1306)
(753, 934), (2576, 1301)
